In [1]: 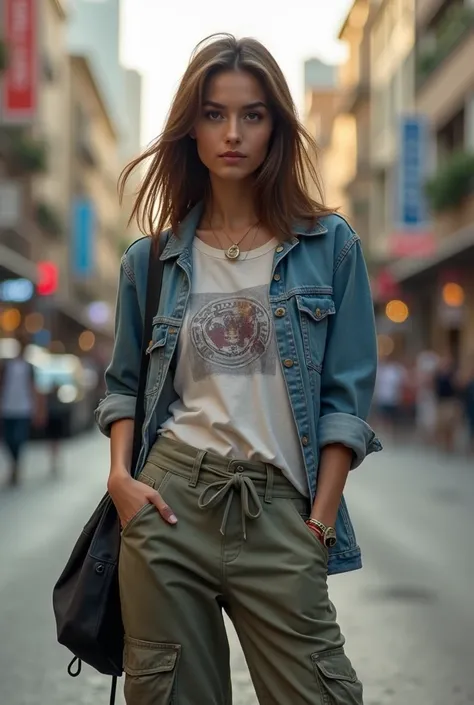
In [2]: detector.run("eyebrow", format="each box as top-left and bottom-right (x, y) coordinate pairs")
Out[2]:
(202, 100), (267, 110)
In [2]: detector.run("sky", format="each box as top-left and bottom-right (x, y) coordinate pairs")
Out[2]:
(120, 0), (353, 145)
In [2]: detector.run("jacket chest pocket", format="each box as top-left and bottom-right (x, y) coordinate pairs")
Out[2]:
(296, 296), (335, 374)
(145, 323), (170, 396)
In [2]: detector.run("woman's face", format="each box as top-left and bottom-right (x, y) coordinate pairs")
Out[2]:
(193, 69), (273, 182)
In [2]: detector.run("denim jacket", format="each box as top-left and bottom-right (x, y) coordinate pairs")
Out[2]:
(95, 202), (381, 575)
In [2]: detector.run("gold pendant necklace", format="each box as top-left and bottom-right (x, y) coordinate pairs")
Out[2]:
(226, 243), (241, 260)
(211, 221), (258, 261)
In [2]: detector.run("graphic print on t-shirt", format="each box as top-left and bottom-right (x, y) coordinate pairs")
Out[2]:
(189, 285), (277, 381)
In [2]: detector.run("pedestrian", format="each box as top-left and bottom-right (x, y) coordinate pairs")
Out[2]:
(96, 34), (381, 705)
(0, 337), (41, 486)
(434, 353), (461, 453)
(373, 353), (406, 441)
(415, 349), (439, 444)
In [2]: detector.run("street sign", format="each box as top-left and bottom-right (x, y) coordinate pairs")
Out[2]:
(390, 114), (435, 257)
(1, 0), (39, 124)
(72, 198), (95, 277)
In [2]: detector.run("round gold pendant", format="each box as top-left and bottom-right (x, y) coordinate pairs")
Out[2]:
(225, 244), (240, 260)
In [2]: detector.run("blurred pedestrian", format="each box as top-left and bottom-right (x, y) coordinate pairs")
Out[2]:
(374, 354), (406, 440)
(434, 354), (460, 453)
(0, 338), (42, 486)
(415, 349), (439, 444)
(45, 382), (65, 477)
(96, 34), (379, 705)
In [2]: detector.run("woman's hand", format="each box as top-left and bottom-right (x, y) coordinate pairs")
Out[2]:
(107, 471), (177, 529)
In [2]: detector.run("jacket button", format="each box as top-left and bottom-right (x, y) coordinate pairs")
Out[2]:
(95, 563), (105, 575)
(315, 308), (322, 317)
(273, 273), (281, 281)
(283, 359), (294, 368)
(276, 245), (284, 253)
(301, 436), (309, 446)
(275, 307), (286, 317)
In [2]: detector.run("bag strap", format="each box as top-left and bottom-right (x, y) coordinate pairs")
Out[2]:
(130, 238), (165, 477)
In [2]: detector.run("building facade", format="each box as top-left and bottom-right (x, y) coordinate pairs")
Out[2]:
(0, 0), (132, 356)
(336, 0), (372, 248)
(389, 0), (474, 363)
(66, 54), (122, 345)
(303, 58), (341, 209)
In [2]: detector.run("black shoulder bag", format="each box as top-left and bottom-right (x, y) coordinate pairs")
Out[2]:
(52, 240), (165, 705)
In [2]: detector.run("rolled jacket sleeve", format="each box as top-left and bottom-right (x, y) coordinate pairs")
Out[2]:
(318, 233), (382, 467)
(95, 253), (143, 437)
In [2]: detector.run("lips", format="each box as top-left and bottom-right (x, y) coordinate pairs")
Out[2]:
(220, 151), (246, 158)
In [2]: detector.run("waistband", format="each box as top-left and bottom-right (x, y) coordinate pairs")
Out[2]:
(147, 436), (304, 501)
(147, 436), (307, 539)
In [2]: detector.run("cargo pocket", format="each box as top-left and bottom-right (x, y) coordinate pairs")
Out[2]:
(124, 637), (180, 705)
(312, 647), (363, 705)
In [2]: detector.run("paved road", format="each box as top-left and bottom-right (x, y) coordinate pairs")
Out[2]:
(0, 431), (473, 704)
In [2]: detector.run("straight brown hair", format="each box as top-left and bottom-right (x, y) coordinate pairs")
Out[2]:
(119, 33), (333, 240)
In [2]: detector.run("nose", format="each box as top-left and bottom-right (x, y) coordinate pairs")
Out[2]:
(225, 115), (242, 145)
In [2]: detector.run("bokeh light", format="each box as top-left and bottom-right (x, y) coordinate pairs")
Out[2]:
(79, 330), (96, 352)
(385, 299), (409, 324)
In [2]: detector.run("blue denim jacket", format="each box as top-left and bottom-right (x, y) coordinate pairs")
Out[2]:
(95, 202), (381, 575)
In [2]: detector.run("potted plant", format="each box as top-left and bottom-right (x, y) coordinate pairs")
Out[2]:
(10, 133), (48, 173)
(35, 201), (63, 238)
(425, 151), (474, 213)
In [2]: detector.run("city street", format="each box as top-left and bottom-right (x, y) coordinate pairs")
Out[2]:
(0, 431), (473, 705)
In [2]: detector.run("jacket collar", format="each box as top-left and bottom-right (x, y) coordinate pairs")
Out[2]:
(161, 201), (328, 260)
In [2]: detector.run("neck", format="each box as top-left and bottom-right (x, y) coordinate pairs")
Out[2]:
(204, 176), (258, 233)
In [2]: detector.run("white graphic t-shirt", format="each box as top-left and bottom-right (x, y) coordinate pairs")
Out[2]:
(160, 236), (308, 496)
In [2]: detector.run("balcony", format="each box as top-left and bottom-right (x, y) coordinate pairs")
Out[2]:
(425, 151), (474, 239)
(34, 201), (63, 239)
(0, 129), (48, 175)
(76, 135), (98, 169)
(337, 79), (370, 115)
(416, 7), (474, 126)
(416, 0), (447, 29)
(416, 5), (474, 88)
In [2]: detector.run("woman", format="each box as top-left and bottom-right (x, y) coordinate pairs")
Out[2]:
(96, 34), (381, 705)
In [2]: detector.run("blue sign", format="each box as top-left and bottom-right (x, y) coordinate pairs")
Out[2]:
(396, 115), (430, 229)
(72, 198), (95, 277)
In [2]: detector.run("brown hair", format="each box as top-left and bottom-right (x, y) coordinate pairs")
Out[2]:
(119, 33), (333, 240)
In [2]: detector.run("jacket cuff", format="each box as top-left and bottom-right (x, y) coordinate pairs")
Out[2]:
(318, 412), (382, 468)
(95, 393), (137, 437)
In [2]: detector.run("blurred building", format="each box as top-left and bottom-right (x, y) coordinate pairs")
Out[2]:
(67, 0), (143, 244)
(66, 54), (122, 343)
(120, 68), (143, 243)
(333, 0), (372, 243)
(389, 0), (474, 362)
(369, 0), (417, 264)
(0, 0), (141, 358)
(67, 0), (125, 134)
(0, 0), (69, 346)
(303, 59), (341, 208)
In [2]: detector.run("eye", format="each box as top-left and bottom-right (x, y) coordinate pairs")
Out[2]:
(204, 110), (223, 121)
(245, 112), (263, 122)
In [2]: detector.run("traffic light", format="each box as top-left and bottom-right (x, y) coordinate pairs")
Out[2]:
(37, 261), (58, 296)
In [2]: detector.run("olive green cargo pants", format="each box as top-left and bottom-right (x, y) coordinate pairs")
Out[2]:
(119, 437), (363, 705)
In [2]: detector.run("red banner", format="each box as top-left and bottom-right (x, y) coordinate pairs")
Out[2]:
(2, 0), (38, 123)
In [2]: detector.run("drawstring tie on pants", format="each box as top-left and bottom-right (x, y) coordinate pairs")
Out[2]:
(198, 471), (262, 539)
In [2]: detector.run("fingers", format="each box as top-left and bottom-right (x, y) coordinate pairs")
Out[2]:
(151, 491), (178, 525)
